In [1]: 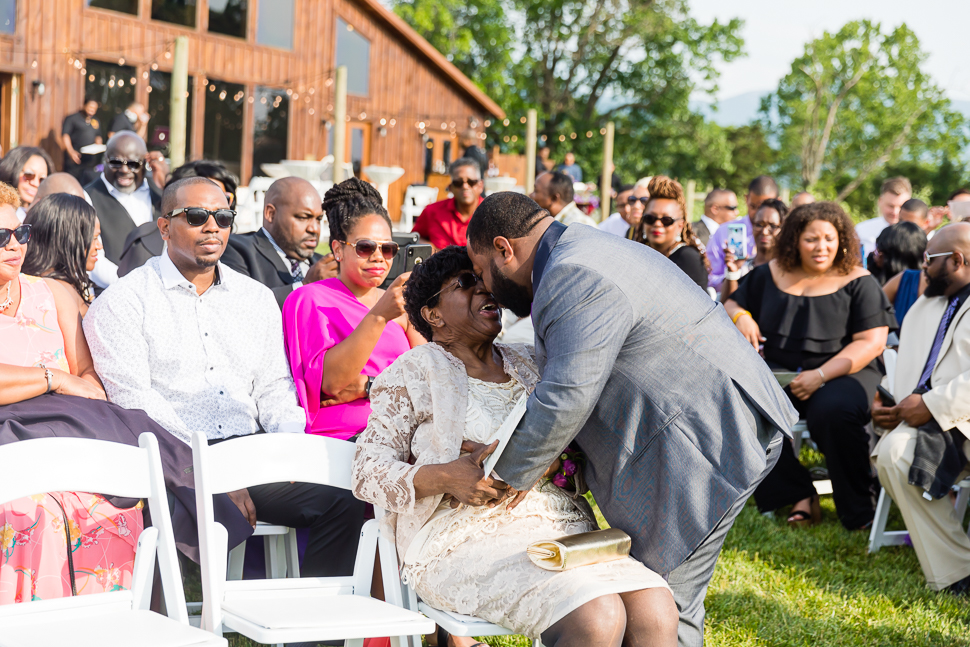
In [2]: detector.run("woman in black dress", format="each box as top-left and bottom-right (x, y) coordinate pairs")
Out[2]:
(634, 175), (709, 289)
(725, 202), (896, 530)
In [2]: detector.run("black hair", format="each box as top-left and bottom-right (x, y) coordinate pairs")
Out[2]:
(466, 192), (549, 252)
(161, 176), (222, 214)
(22, 194), (97, 302)
(0, 146), (55, 191)
(747, 175), (778, 196)
(948, 188), (970, 201)
(873, 221), (927, 283)
(618, 184), (637, 194)
(322, 177), (391, 244)
(546, 170), (574, 204)
(168, 160), (239, 207)
(403, 245), (474, 341)
(754, 198), (789, 221)
(900, 198), (929, 219)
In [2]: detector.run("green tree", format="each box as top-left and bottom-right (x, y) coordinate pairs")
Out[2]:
(760, 21), (968, 202)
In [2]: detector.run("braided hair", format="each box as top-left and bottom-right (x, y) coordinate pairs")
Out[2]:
(636, 175), (710, 272)
(322, 177), (392, 245)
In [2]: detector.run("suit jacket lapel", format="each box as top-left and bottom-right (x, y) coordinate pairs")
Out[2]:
(936, 298), (970, 370)
(533, 220), (567, 291)
(254, 230), (292, 275)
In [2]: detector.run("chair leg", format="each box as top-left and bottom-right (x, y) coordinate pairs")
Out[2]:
(955, 485), (970, 527)
(284, 527), (300, 578)
(344, 640), (365, 647)
(869, 487), (892, 553)
(227, 539), (246, 581)
(264, 534), (282, 579)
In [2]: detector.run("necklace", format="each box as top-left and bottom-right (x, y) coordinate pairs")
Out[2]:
(0, 280), (11, 312)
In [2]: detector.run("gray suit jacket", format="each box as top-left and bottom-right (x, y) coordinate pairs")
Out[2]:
(692, 218), (712, 247)
(494, 221), (797, 574)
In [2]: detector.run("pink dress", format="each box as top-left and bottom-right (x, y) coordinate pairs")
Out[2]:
(283, 278), (412, 439)
(0, 274), (144, 604)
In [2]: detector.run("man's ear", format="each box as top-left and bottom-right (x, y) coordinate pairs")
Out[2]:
(493, 236), (515, 266)
(157, 216), (170, 242)
(263, 202), (276, 225)
(420, 305), (444, 331)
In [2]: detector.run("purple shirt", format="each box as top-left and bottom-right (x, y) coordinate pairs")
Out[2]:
(705, 215), (756, 290)
(282, 278), (412, 439)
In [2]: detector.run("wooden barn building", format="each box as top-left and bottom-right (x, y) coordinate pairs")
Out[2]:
(0, 0), (504, 217)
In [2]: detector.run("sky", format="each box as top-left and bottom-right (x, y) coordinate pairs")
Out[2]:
(689, 0), (970, 104)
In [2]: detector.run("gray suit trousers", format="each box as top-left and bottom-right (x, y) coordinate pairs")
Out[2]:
(665, 396), (783, 647)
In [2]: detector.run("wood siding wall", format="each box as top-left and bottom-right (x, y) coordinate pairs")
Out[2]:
(0, 0), (495, 219)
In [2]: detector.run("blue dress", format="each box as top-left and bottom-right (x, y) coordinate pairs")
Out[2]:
(894, 269), (922, 326)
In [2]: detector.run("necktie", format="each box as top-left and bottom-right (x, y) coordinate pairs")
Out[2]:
(917, 296), (960, 390)
(290, 259), (304, 283)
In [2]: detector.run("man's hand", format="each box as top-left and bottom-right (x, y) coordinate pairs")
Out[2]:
(321, 374), (367, 407)
(871, 395), (901, 430)
(68, 149), (82, 165)
(228, 488), (257, 527)
(895, 393), (933, 428)
(443, 440), (508, 507)
(145, 152), (169, 190)
(304, 253), (339, 283)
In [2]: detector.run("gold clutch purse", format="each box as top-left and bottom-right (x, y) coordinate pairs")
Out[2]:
(526, 528), (632, 571)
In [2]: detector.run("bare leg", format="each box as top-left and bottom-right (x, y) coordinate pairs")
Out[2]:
(619, 589), (679, 647)
(540, 594), (627, 647)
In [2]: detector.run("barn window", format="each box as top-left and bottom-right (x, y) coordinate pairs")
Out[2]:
(0, 0), (15, 33)
(257, 0), (293, 49)
(336, 18), (370, 97)
(84, 60), (137, 140)
(209, 0), (247, 39)
(203, 79), (245, 179)
(87, 0), (138, 17)
(253, 86), (289, 174)
(151, 0), (196, 27)
(147, 70), (194, 155)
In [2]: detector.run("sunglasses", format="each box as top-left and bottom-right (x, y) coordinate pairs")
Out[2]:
(626, 196), (649, 206)
(341, 238), (400, 260)
(752, 222), (781, 233)
(451, 178), (482, 188)
(107, 158), (144, 171)
(427, 272), (481, 304)
(642, 214), (682, 227)
(165, 207), (236, 229)
(0, 224), (31, 248)
(20, 171), (42, 183)
(924, 251), (955, 265)
(716, 204), (739, 211)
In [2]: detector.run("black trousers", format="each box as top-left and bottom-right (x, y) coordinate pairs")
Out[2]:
(754, 369), (879, 529)
(209, 435), (366, 577)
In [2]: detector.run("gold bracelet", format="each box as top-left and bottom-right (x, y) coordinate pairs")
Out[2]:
(731, 310), (751, 325)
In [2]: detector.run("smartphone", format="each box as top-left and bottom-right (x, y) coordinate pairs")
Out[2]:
(403, 244), (432, 272)
(727, 222), (748, 260)
(877, 385), (896, 407)
(381, 243), (433, 288)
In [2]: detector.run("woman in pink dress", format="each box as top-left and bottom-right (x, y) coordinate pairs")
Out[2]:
(283, 178), (425, 439)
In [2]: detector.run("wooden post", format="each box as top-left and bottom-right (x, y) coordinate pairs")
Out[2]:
(525, 109), (537, 194)
(600, 121), (614, 223)
(332, 66), (348, 183)
(169, 36), (189, 169)
(686, 180), (696, 221)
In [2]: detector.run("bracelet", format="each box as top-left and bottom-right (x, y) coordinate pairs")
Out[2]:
(731, 310), (751, 325)
(725, 270), (743, 281)
(816, 368), (826, 386)
(39, 363), (53, 394)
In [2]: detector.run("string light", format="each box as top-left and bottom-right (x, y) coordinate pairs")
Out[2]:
(503, 118), (510, 126)
(599, 128), (607, 135)
(520, 116), (527, 123)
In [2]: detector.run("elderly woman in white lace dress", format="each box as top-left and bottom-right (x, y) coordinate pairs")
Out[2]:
(351, 246), (677, 647)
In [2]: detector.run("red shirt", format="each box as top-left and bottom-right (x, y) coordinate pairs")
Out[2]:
(411, 197), (482, 250)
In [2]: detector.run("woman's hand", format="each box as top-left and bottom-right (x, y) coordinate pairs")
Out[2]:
(789, 370), (824, 401)
(321, 375), (367, 407)
(52, 369), (106, 400)
(735, 313), (764, 350)
(442, 440), (509, 506)
(370, 272), (411, 322)
(723, 247), (740, 273)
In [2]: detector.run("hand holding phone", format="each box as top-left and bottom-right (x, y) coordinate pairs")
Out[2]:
(877, 385), (897, 407)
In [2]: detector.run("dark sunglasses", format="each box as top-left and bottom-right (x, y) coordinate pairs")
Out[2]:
(715, 204), (739, 211)
(0, 224), (31, 247)
(427, 272), (481, 304)
(342, 238), (400, 260)
(20, 171), (41, 183)
(626, 196), (649, 205)
(107, 158), (144, 171)
(752, 221), (781, 233)
(165, 207), (236, 229)
(451, 178), (481, 188)
(642, 214), (682, 227)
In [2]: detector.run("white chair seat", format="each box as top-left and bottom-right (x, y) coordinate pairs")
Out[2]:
(0, 609), (226, 647)
(418, 603), (515, 637)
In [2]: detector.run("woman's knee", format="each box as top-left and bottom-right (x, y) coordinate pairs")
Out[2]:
(544, 594), (627, 646)
(621, 588), (679, 646)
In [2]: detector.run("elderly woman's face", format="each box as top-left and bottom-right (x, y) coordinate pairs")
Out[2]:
(432, 271), (502, 342)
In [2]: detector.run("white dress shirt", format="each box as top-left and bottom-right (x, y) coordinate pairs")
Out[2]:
(83, 252), (305, 444)
(699, 214), (720, 239)
(598, 213), (631, 237)
(262, 227), (310, 290)
(855, 216), (890, 256)
(101, 173), (153, 227)
(555, 201), (598, 227)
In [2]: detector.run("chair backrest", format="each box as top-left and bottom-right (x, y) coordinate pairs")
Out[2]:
(884, 348), (898, 396)
(0, 433), (187, 622)
(404, 185), (438, 207)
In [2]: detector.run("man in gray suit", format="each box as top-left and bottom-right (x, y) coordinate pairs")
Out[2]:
(466, 192), (797, 646)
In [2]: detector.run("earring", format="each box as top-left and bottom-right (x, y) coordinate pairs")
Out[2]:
(676, 233), (683, 242)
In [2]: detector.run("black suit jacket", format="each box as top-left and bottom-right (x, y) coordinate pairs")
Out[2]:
(84, 177), (162, 264)
(692, 218), (712, 247)
(220, 229), (323, 309)
(117, 221), (165, 278)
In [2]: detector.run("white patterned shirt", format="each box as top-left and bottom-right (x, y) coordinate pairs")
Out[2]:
(83, 251), (305, 444)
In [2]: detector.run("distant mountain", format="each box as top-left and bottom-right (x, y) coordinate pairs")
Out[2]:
(691, 91), (770, 127)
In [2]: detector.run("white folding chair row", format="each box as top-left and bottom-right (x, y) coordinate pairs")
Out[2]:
(868, 478), (970, 553)
(0, 434), (226, 647)
(192, 431), (434, 646)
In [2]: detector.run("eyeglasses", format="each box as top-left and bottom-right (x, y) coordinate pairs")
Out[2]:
(642, 214), (682, 227)
(626, 196), (649, 206)
(19, 171), (42, 184)
(165, 208), (236, 229)
(426, 272), (481, 304)
(924, 251), (955, 265)
(715, 204), (739, 211)
(107, 158), (144, 171)
(341, 238), (400, 260)
(0, 224), (31, 248)
(451, 178), (482, 188)
(752, 222), (781, 233)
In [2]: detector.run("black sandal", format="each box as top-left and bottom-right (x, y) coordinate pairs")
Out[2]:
(786, 495), (821, 528)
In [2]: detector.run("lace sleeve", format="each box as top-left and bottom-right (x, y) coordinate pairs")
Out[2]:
(352, 373), (424, 515)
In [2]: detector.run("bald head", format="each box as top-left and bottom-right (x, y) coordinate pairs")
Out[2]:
(28, 173), (85, 211)
(792, 192), (815, 208)
(263, 176), (324, 260)
(264, 176), (317, 210)
(925, 222), (970, 297)
(929, 222), (970, 255)
(104, 131), (148, 194)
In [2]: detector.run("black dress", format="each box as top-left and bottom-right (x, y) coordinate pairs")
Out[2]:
(668, 243), (708, 290)
(731, 264), (897, 529)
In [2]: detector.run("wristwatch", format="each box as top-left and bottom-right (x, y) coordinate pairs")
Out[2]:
(364, 376), (374, 398)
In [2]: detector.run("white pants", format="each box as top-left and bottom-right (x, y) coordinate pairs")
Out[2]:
(875, 425), (970, 589)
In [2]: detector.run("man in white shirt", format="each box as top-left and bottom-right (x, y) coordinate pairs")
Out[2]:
(693, 189), (738, 247)
(600, 184), (649, 238)
(531, 170), (597, 227)
(855, 177), (913, 256)
(83, 176), (365, 577)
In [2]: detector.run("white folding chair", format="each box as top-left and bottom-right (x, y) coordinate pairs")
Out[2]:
(400, 185), (439, 231)
(191, 432), (434, 646)
(0, 433), (226, 647)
